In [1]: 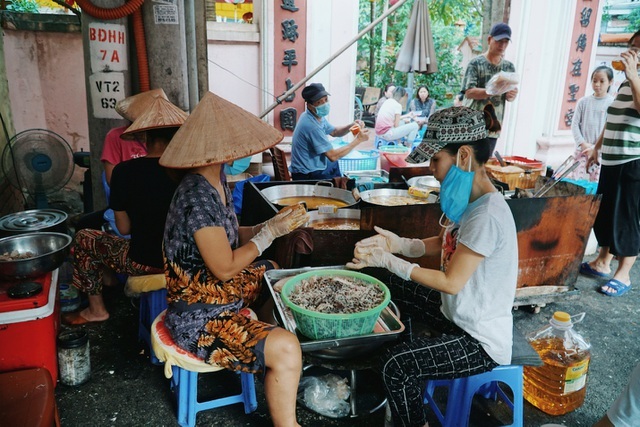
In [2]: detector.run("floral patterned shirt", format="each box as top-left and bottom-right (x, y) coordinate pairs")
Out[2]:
(163, 173), (246, 307)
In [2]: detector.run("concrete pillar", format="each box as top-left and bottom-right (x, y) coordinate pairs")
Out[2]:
(81, 0), (131, 211)
(142, 0), (189, 110)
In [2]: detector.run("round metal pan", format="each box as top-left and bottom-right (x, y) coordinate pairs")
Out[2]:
(357, 188), (436, 206)
(260, 182), (357, 210)
(306, 209), (361, 230)
(0, 209), (68, 237)
(407, 175), (440, 190)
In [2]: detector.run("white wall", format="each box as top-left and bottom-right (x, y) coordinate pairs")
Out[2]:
(505, 0), (605, 168)
(306, 0), (359, 129)
(207, 0), (359, 142)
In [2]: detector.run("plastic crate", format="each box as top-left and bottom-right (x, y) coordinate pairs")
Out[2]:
(338, 150), (379, 172)
(486, 156), (544, 190)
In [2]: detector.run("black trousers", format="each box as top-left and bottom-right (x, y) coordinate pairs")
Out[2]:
(593, 159), (640, 257)
(362, 268), (498, 427)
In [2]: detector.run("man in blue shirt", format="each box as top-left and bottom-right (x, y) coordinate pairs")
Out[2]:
(290, 83), (369, 180)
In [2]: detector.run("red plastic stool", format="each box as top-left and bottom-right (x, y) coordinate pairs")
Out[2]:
(0, 368), (60, 427)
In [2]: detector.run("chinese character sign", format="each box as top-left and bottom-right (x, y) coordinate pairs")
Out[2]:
(559, 0), (601, 130)
(274, 0), (307, 133)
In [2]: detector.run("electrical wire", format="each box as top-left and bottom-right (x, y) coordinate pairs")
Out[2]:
(207, 59), (279, 101)
(0, 112), (28, 208)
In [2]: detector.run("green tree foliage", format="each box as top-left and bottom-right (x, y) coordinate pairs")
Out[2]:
(356, 0), (482, 108)
(6, 0), (40, 13)
(626, 8), (640, 32)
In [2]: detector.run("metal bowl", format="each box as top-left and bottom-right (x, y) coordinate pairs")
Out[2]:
(407, 175), (440, 191)
(0, 232), (72, 279)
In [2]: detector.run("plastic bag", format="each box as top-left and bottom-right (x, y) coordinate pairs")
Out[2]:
(298, 374), (351, 418)
(486, 71), (519, 96)
(231, 174), (270, 215)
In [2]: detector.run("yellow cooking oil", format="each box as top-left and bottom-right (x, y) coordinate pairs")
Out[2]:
(523, 311), (591, 416)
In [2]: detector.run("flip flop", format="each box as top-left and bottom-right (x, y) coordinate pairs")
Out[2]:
(579, 262), (610, 279)
(599, 279), (632, 297)
(61, 312), (106, 326)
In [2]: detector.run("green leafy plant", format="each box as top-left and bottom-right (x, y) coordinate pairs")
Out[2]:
(6, 0), (40, 13)
(356, 0), (481, 108)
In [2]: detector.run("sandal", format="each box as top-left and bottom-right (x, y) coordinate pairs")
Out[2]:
(599, 279), (631, 297)
(579, 262), (610, 279)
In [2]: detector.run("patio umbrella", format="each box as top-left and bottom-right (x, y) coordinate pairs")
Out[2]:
(395, 0), (438, 93)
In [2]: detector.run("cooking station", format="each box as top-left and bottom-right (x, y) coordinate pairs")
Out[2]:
(241, 166), (602, 307)
(265, 266), (405, 418)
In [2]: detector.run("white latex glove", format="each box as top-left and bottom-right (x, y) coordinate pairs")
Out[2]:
(356, 226), (425, 258)
(267, 205), (309, 237)
(346, 245), (418, 281)
(250, 206), (309, 255)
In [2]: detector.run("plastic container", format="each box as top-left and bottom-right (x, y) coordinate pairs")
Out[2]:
(523, 311), (590, 415)
(0, 269), (59, 384)
(57, 329), (91, 386)
(379, 145), (411, 171)
(58, 260), (79, 312)
(486, 156), (544, 189)
(280, 270), (390, 340)
(337, 150), (379, 172)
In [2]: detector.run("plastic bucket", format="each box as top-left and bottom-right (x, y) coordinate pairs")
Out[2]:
(379, 145), (411, 171)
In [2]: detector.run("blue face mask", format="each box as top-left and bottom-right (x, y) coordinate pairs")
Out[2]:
(314, 102), (330, 117)
(223, 156), (252, 176)
(439, 155), (474, 224)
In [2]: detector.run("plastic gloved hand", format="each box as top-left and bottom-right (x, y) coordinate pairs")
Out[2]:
(356, 226), (425, 258)
(346, 245), (418, 281)
(266, 204), (309, 237)
(250, 205), (309, 255)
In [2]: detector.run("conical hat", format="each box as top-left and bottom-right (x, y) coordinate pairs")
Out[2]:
(160, 92), (284, 169)
(121, 97), (188, 139)
(115, 88), (168, 122)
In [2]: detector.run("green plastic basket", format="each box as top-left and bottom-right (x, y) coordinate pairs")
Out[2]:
(280, 269), (390, 340)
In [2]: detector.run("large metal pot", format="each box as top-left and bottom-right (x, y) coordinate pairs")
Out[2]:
(260, 181), (357, 210)
(306, 209), (361, 230)
(0, 209), (68, 237)
(0, 232), (72, 279)
(357, 188), (437, 206)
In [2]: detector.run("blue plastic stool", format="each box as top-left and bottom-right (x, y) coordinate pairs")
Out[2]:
(126, 274), (168, 365)
(139, 288), (167, 364)
(151, 310), (258, 427)
(423, 364), (523, 427)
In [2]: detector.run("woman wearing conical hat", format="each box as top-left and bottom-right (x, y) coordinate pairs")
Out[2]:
(63, 97), (187, 326)
(160, 92), (308, 426)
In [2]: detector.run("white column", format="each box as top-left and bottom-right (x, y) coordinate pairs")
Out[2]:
(504, 0), (604, 169)
(306, 0), (359, 126)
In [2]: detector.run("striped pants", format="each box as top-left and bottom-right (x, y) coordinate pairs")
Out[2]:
(73, 229), (162, 295)
(363, 268), (498, 427)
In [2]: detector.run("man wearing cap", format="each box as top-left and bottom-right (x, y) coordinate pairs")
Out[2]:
(461, 22), (518, 152)
(290, 82), (369, 180)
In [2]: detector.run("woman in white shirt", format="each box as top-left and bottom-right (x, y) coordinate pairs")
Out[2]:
(374, 86), (420, 147)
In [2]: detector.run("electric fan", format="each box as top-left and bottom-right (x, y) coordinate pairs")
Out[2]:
(1, 129), (75, 209)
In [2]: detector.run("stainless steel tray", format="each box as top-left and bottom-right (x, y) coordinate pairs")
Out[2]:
(265, 266), (405, 359)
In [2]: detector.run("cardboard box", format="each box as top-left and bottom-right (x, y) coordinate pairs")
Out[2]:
(0, 270), (59, 385)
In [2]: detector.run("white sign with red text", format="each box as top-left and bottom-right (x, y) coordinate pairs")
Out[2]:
(88, 23), (128, 73)
(89, 72), (126, 119)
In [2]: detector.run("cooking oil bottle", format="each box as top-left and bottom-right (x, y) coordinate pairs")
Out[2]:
(523, 311), (591, 415)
